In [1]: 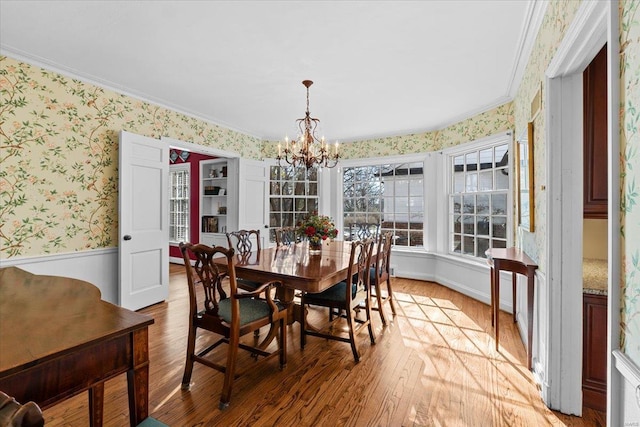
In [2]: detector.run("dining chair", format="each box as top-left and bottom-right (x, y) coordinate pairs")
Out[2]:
(0, 391), (44, 427)
(274, 226), (299, 246)
(226, 229), (262, 291)
(179, 242), (287, 410)
(300, 238), (376, 362)
(349, 223), (380, 241)
(370, 231), (396, 325)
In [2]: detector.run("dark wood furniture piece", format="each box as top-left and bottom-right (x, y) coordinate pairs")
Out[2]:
(274, 226), (299, 246)
(583, 43), (608, 219)
(0, 391), (44, 427)
(583, 293), (608, 411)
(0, 266), (154, 427)
(179, 243), (287, 410)
(226, 229), (262, 291)
(300, 239), (376, 362)
(348, 223), (380, 241)
(485, 248), (538, 370)
(217, 240), (360, 325)
(370, 231), (396, 325)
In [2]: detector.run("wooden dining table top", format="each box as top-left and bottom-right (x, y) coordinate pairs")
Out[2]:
(223, 240), (357, 294)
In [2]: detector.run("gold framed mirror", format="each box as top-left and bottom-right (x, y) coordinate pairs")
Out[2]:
(516, 122), (535, 232)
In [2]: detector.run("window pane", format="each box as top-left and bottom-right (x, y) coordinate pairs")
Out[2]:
(495, 168), (509, 189)
(463, 236), (475, 255)
(477, 194), (490, 214)
(479, 170), (493, 191)
(479, 148), (493, 170)
(454, 172), (464, 193)
(492, 194), (507, 215)
(447, 138), (510, 259)
(478, 238), (490, 258)
(465, 172), (478, 192)
(282, 182), (293, 195)
(451, 195), (461, 214)
(477, 216), (489, 235)
(452, 234), (461, 253)
(463, 195), (475, 213)
(270, 182), (280, 195)
(453, 215), (461, 233)
(492, 239), (507, 249)
(492, 216), (507, 238)
(465, 152), (478, 172)
(462, 215), (475, 235)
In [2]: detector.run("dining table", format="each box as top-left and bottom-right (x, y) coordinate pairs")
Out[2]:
(217, 240), (360, 325)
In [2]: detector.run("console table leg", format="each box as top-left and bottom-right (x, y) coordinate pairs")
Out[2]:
(490, 266), (495, 327)
(512, 272), (517, 323)
(89, 382), (104, 427)
(527, 274), (535, 370)
(494, 264), (500, 351)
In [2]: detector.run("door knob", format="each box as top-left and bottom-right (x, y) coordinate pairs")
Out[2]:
(123, 235), (132, 241)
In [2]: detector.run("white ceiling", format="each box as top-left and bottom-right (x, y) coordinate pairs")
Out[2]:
(0, 1), (542, 142)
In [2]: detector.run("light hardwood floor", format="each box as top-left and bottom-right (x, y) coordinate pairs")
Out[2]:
(44, 264), (606, 426)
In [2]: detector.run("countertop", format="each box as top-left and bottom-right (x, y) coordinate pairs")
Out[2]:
(583, 258), (608, 296)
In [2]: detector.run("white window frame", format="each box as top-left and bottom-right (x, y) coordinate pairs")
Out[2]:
(337, 153), (430, 251)
(440, 131), (514, 260)
(267, 163), (320, 243)
(169, 163), (190, 244)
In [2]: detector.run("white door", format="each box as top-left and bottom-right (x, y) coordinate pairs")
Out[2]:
(237, 158), (269, 247)
(118, 131), (169, 310)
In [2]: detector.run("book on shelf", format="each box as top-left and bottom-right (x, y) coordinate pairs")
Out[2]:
(201, 216), (218, 233)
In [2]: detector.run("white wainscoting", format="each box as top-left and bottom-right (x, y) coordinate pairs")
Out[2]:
(0, 248), (119, 304)
(614, 350), (640, 424)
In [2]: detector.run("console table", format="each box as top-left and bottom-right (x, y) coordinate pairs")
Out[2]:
(485, 247), (538, 370)
(0, 267), (154, 426)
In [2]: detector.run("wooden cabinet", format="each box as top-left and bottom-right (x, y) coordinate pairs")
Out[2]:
(582, 293), (607, 411)
(583, 44), (608, 218)
(199, 159), (237, 247)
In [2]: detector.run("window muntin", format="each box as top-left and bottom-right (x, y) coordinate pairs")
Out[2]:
(343, 162), (424, 247)
(169, 165), (190, 243)
(268, 165), (318, 242)
(449, 143), (509, 258)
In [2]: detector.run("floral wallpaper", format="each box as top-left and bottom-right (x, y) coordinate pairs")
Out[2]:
(620, 0), (640, 361)
(0, 55), (260, 258)
(261, 103), (514, 159)
(511, 0), (582, 271)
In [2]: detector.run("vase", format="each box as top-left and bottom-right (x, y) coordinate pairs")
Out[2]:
(309, 241), (322, 255)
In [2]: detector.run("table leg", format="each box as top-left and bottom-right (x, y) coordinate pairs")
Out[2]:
(527, 273), (535, 370)
(127, 328), (150, 427)
(512, 272), (517, 323)
(494, 264), (500, 351)
(88, 382), (104, 427)
(490, 266), (495, 327)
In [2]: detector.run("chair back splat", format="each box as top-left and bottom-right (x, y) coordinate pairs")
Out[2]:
(274, 226), (299, 246)
(225, 229), (262, 291)
(371, 231), (396, 325)
(179, 242), (287, 410)
(300, 238), (376, 362)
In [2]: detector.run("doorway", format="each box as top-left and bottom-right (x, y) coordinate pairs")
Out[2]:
(543, 0), (619, 421)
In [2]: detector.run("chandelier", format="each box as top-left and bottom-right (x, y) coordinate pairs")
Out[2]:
(277, 80), (340, 169)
